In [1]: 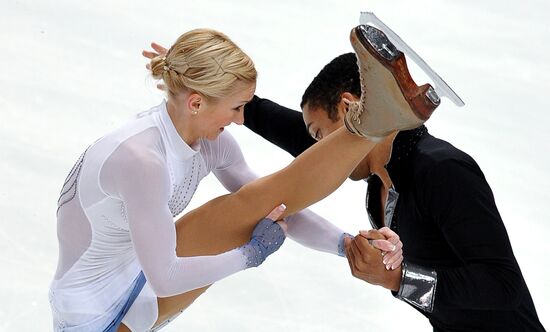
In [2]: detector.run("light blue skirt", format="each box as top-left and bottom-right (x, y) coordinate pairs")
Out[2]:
(102, 271), (146, 332)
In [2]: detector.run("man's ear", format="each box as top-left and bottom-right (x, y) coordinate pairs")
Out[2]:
(338, 92), (359, 117)
(340, 92), (359, 106)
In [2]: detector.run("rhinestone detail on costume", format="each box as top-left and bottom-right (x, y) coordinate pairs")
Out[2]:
(57, 147), (89, 213)
(167, 155), (202, 217)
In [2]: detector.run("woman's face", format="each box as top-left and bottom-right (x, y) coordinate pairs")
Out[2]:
(200, 81), (256, 140)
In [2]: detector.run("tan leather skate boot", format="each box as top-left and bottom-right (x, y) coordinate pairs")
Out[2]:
(344, 25), (440, 139)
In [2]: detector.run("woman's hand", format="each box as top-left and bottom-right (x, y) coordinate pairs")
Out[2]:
(367, 227), (403, 270)
(240, 204), (287, 268)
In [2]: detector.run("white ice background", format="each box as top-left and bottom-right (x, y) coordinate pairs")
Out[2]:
(1, 0), (549, 330)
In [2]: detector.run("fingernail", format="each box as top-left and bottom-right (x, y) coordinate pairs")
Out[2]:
(280, 204), (287, 210)
(392, 245), (396, 252)
(386, 265), (390, 270)
(383, 258), (387, 264)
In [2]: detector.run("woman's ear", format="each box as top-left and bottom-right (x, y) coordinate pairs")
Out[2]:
(187, 93), (202, 115)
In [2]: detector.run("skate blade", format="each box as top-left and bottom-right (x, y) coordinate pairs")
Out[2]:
(360, 12), (465, 107)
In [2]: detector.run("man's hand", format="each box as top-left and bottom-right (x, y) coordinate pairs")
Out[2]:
(345, 229), (402, 291)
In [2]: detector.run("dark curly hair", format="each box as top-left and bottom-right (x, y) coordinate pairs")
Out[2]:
(300, 53), (361, 122)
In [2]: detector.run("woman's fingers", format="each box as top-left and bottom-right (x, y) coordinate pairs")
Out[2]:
(378, 227), (401, 247)
(265, 204), (286, 221)
(382, 240), (403, 270)
(370, 239), (396, 252)
(359, 228), (404, 270)
(383, 248), (403, 269)
(142, 50), (158, 60)
(151, 42), (168, 55)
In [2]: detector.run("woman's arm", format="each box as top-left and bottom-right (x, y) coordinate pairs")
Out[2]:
(100, 141), (282, 297)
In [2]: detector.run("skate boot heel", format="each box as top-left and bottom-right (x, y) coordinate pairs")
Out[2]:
(412, 84), (440, 120)
(425, 86), (441, 106)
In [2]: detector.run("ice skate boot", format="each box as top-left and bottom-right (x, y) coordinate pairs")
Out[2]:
(345, 13), (464, 139)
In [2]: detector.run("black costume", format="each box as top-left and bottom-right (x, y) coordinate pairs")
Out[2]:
(244, 97), (545, 332)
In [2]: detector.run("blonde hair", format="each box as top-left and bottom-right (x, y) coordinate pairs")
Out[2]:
(150, 28), (257, 100)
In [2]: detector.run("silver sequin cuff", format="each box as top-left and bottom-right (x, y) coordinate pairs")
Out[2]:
(395, 261), (437, 313)
(337, 233), (353, 257)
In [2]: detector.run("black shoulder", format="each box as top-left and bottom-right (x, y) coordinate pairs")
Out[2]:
(413, 134), (486, 188)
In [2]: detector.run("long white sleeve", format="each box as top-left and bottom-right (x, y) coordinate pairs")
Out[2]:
(213, 131), (345, 256)
(284, 210), (344, 255)
(51, 102), (267, 330)
(101, 141), (247, 297)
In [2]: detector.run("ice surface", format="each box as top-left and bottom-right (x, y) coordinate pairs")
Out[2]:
(1, 0), (548, 331)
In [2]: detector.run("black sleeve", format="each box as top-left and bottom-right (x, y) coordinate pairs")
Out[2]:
(244, 95), (316, 157)
(420, 158), (525, 311)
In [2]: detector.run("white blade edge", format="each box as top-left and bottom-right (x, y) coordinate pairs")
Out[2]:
(360, 12), (465, 107)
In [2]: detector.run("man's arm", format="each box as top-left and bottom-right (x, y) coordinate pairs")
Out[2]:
(244, 96), (316, 157)
(345, 158), (527, 314)
(398, 158), (525, 313)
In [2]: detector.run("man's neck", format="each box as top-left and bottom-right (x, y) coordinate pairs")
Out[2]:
(364, 132), (398, 188)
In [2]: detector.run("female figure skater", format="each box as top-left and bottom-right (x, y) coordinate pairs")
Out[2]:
(50, 26), (433, 331)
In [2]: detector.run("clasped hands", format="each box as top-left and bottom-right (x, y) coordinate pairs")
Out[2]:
(345, 227), (403, 292)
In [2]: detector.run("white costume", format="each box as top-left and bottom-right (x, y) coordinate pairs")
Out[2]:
(49, 101), (345, 331)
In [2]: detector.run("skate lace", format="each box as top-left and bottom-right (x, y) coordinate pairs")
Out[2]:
(347, 73), (367, 124)
(347, 100), (362, 124)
